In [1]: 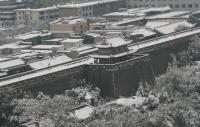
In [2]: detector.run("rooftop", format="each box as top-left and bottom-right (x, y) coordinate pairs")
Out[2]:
(50, 17), (87, 25)
(15, 31), (41, 40)
(130, 27), (156, 37)
(155, 20), (194, 34)
(96, 36), (130, 48)
(147, 11), (190, 19)
(61, 38), (83, 43)
(45, 38), (65, 42)
(59, 0), (120, 8)
(111, 17), (144, 26)
(31, 45), (64, 50)
(29, 54), (72, 70)
(16, 6), (58, 12)
(104, 6), (171, 17)
(0, 58), (25, 70)
(145, 21), (171, 29)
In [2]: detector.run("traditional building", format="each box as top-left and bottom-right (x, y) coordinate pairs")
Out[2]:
(91, 36), (135, 64)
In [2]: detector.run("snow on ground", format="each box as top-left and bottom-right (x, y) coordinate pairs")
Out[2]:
(114, 96), (145, 107)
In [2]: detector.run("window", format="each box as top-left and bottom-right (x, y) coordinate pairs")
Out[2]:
(188, 4), (193, 8)
(182, 4), (186, 8)
(73, 26), (76, 31)
(175, 4), (179, 8)
(169, 4), (173, 8)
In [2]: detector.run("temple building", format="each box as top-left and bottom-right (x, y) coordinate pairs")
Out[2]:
(91, 36), (135, 64)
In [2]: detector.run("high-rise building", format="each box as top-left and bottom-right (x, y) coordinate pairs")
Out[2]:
(126, 0), (200, 11)
(0, 0), (24, 22)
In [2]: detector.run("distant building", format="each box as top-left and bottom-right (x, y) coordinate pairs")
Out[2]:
(103, 6), (171, 21)
(64, 45), (98, 58)
(0, 0), (24, 22)
(42, 38), (65, 45)
(154, 20), (194, 35)
(83, 33), (104, 44)
(0, 57), (31, 77)
(58, 0), (123, 17)
(126, 0), (200, 11)
(49, 17), (89, 34)
(15, 6), (59, 25)
(60, 38), (83, 49)
(31, 45), (64, 52)
(14, 31), (52, 45)
(91, 36), (133, 64)
(146, 11), (190, 19)
(0, 42), (30, 55)
(129, 27), (157, 42)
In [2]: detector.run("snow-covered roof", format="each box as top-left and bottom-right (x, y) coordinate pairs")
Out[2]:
(155, 21), (194, 34)
(140, 6), (170, 13)
(145, 21), (171, 29)
(61, 38), (83, 43)
(111, 17), (144, 26)
(21, 49), (53, 54)
(104, 6), (170, 17)
(45, 38), (65, 42)
(59, 0), (120, 8)
(91, 49), (136, 58)
(29, 54), (72, 70)
(0, 57), (11, 62)
(50, 17), (87, 25)
(96, 36), (130, 48)
(67, 45), (98, 55)
(147, 11), (190, 19)
(130, 27), (156, 37)
(11, 52), (39, 58)
(0, 58), (25, 70)
(85, 33), (101, 38)
(16, 6), (58, 12)
(31, 45), (64, 50)
(15, 31), (41, 40)
(70, 45), (96, 52)
(0, 42), (30, 50)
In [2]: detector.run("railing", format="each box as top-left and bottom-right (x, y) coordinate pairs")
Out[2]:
(85, 54), (149, 70)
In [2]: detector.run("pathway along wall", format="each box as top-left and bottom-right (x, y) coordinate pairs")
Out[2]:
(137, 36), (192, 75)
